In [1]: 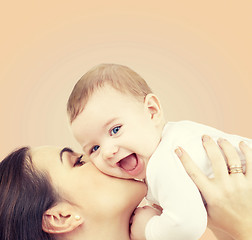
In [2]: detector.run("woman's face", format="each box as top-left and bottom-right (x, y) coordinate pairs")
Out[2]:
(30, 146), (147, 220)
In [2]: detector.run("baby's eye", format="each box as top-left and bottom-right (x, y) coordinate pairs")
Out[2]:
(91, 145), (100, 154)
(74, 155), (85, 167)
(110, 126), (121, 136)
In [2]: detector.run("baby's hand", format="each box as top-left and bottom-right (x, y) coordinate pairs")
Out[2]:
(130, 206), (161, 240)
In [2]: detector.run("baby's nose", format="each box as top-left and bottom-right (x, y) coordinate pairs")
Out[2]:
(102, 144), (118, 160)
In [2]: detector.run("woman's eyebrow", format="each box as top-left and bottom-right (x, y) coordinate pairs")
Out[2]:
(60, 147), (74, 163)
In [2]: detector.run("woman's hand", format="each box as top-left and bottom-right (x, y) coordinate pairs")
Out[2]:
(175, 136), (252, 240)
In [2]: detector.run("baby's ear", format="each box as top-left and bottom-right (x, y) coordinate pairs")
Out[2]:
(144, 94), (163, 123)
(42, 202), (84, 234)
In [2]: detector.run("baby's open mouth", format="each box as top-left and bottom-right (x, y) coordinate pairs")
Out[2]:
(118, 153), (138, 172)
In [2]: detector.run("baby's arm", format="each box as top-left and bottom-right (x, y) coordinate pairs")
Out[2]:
(130, 206), (161, 240)
(173, 121), (252, 171)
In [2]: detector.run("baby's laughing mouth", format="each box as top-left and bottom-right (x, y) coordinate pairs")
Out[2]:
(117, 153), (138, 172)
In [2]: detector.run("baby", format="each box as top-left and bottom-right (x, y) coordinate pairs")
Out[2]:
(67, 63), (252, 240)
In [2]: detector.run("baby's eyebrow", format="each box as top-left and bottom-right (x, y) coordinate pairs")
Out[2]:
(60, 147), (74, 163)
(103, 117), (118, 129)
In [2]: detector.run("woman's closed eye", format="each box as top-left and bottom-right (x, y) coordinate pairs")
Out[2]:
(74, 155), (85, 167)
(110, 125), (121, 136)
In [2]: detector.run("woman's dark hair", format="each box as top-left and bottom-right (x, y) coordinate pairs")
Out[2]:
(0, 147), (58, 240)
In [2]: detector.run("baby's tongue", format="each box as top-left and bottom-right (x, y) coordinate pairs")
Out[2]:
(119, 154), (137, 171)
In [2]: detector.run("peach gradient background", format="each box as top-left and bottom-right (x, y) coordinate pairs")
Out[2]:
(1, 1), (251, 239)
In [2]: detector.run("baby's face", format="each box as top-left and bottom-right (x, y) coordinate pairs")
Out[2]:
(71, 84), (162, 180)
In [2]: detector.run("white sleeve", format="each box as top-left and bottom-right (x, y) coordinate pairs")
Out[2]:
(172, 121), (252, 172)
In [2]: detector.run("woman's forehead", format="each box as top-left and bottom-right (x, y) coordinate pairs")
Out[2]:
(30, 146), (62, 167)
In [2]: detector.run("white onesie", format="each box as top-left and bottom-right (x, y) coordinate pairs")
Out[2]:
(145, 120), (252, 240)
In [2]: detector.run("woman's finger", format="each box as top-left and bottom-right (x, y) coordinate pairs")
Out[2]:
(217, 138), (244, 177)
(175, 147), (210, 197)
(239, 141), (252, 178)
(202, 135), (229, 178)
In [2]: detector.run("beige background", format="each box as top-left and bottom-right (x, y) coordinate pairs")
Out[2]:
(1, 1), (251, 239)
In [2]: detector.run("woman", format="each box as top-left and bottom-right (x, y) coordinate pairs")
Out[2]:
(1, 142), (252, 240)
(0, 145), (147, 240)
(176, 136), (252, 240)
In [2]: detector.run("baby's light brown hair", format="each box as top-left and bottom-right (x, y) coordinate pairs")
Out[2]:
(67, 63), (153, 123)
